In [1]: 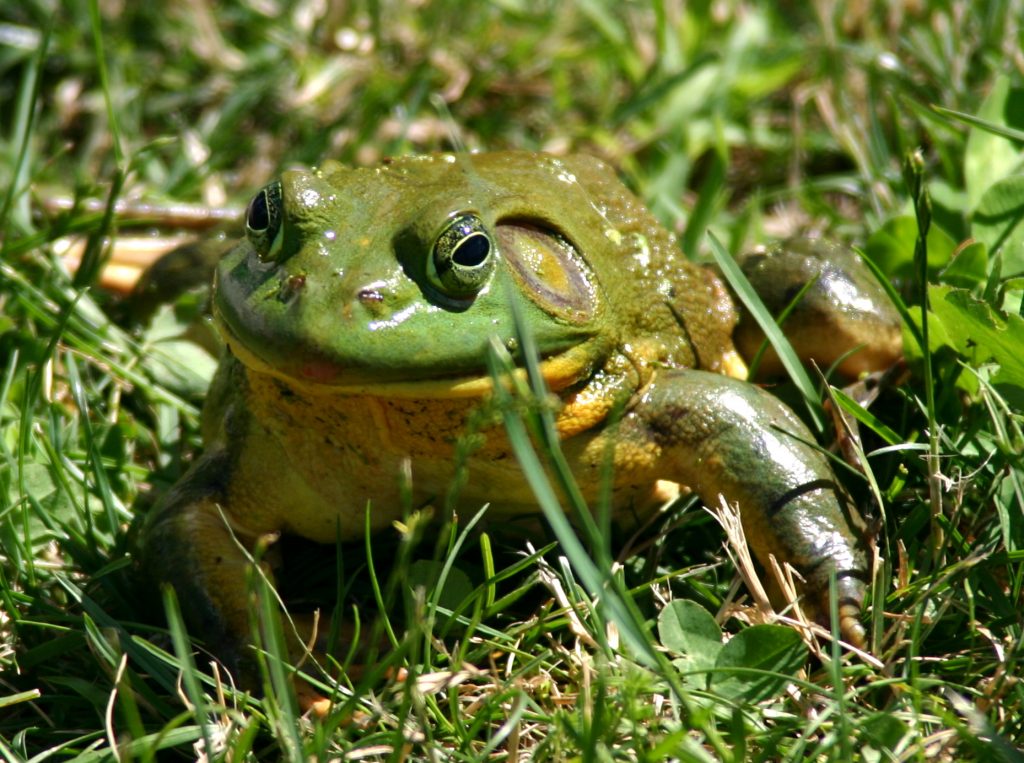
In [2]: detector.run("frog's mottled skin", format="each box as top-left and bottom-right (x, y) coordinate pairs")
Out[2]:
(141, 152), (894, 676)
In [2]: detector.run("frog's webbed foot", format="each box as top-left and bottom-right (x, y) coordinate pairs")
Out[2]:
(630, 369), (870, 646)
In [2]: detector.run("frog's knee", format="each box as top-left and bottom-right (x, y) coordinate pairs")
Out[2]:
(734, 237), (901, 379)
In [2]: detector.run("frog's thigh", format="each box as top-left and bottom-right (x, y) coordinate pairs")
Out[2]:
(629, 369), (868, 642)
(141, 462), (270, 666)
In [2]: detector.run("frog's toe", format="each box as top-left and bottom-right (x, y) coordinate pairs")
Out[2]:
(805, 570), (867, 648)
(836, 574), (868, 648)
(839, 606), (867, 649)
(295, 675), (333, 716)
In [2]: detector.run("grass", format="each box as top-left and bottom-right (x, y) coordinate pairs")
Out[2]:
(2, 0), (1024, 759)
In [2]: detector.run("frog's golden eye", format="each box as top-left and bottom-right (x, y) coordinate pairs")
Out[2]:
(428, 213), (495, 297)
(245, 181), (284, 261)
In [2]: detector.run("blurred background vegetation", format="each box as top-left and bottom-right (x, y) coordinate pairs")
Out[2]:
(6, 1), (1018, 249)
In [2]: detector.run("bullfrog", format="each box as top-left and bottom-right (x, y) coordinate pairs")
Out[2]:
(139, 151), (899, 683)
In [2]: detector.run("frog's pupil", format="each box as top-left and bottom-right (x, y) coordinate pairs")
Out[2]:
(453, 233), (490, 267)
(248, 192), (269, 231)
(246, 182), (285, 260)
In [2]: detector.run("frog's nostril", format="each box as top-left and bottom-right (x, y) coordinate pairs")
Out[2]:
(358, 287), (384, 303)
(277, 274), (306, 304)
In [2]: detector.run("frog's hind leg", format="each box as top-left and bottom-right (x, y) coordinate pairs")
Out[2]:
(734, 237), (902, 380)
(627, 369), (870, 646)
(139, 449), (267, 681)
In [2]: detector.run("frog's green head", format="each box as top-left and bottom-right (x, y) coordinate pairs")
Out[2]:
(214, 152), (621, 395)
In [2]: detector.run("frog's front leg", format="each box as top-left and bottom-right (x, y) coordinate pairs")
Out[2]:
(629, 369), (869, 645)
(139, 450), (270, 679)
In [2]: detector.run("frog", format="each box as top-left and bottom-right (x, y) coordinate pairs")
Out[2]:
(138, 150), (900, 686)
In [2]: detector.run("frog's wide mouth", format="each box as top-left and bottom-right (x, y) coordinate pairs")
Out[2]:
(216, 308), (605, 398)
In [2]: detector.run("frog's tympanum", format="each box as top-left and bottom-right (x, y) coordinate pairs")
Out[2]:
(140, 152), (900, 682)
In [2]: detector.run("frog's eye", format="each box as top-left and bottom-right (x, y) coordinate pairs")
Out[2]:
(428, 213), (495, 297)
(245, 181), (284, 261)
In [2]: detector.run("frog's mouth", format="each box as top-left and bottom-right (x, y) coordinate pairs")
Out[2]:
(216, 309), (609, 399)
